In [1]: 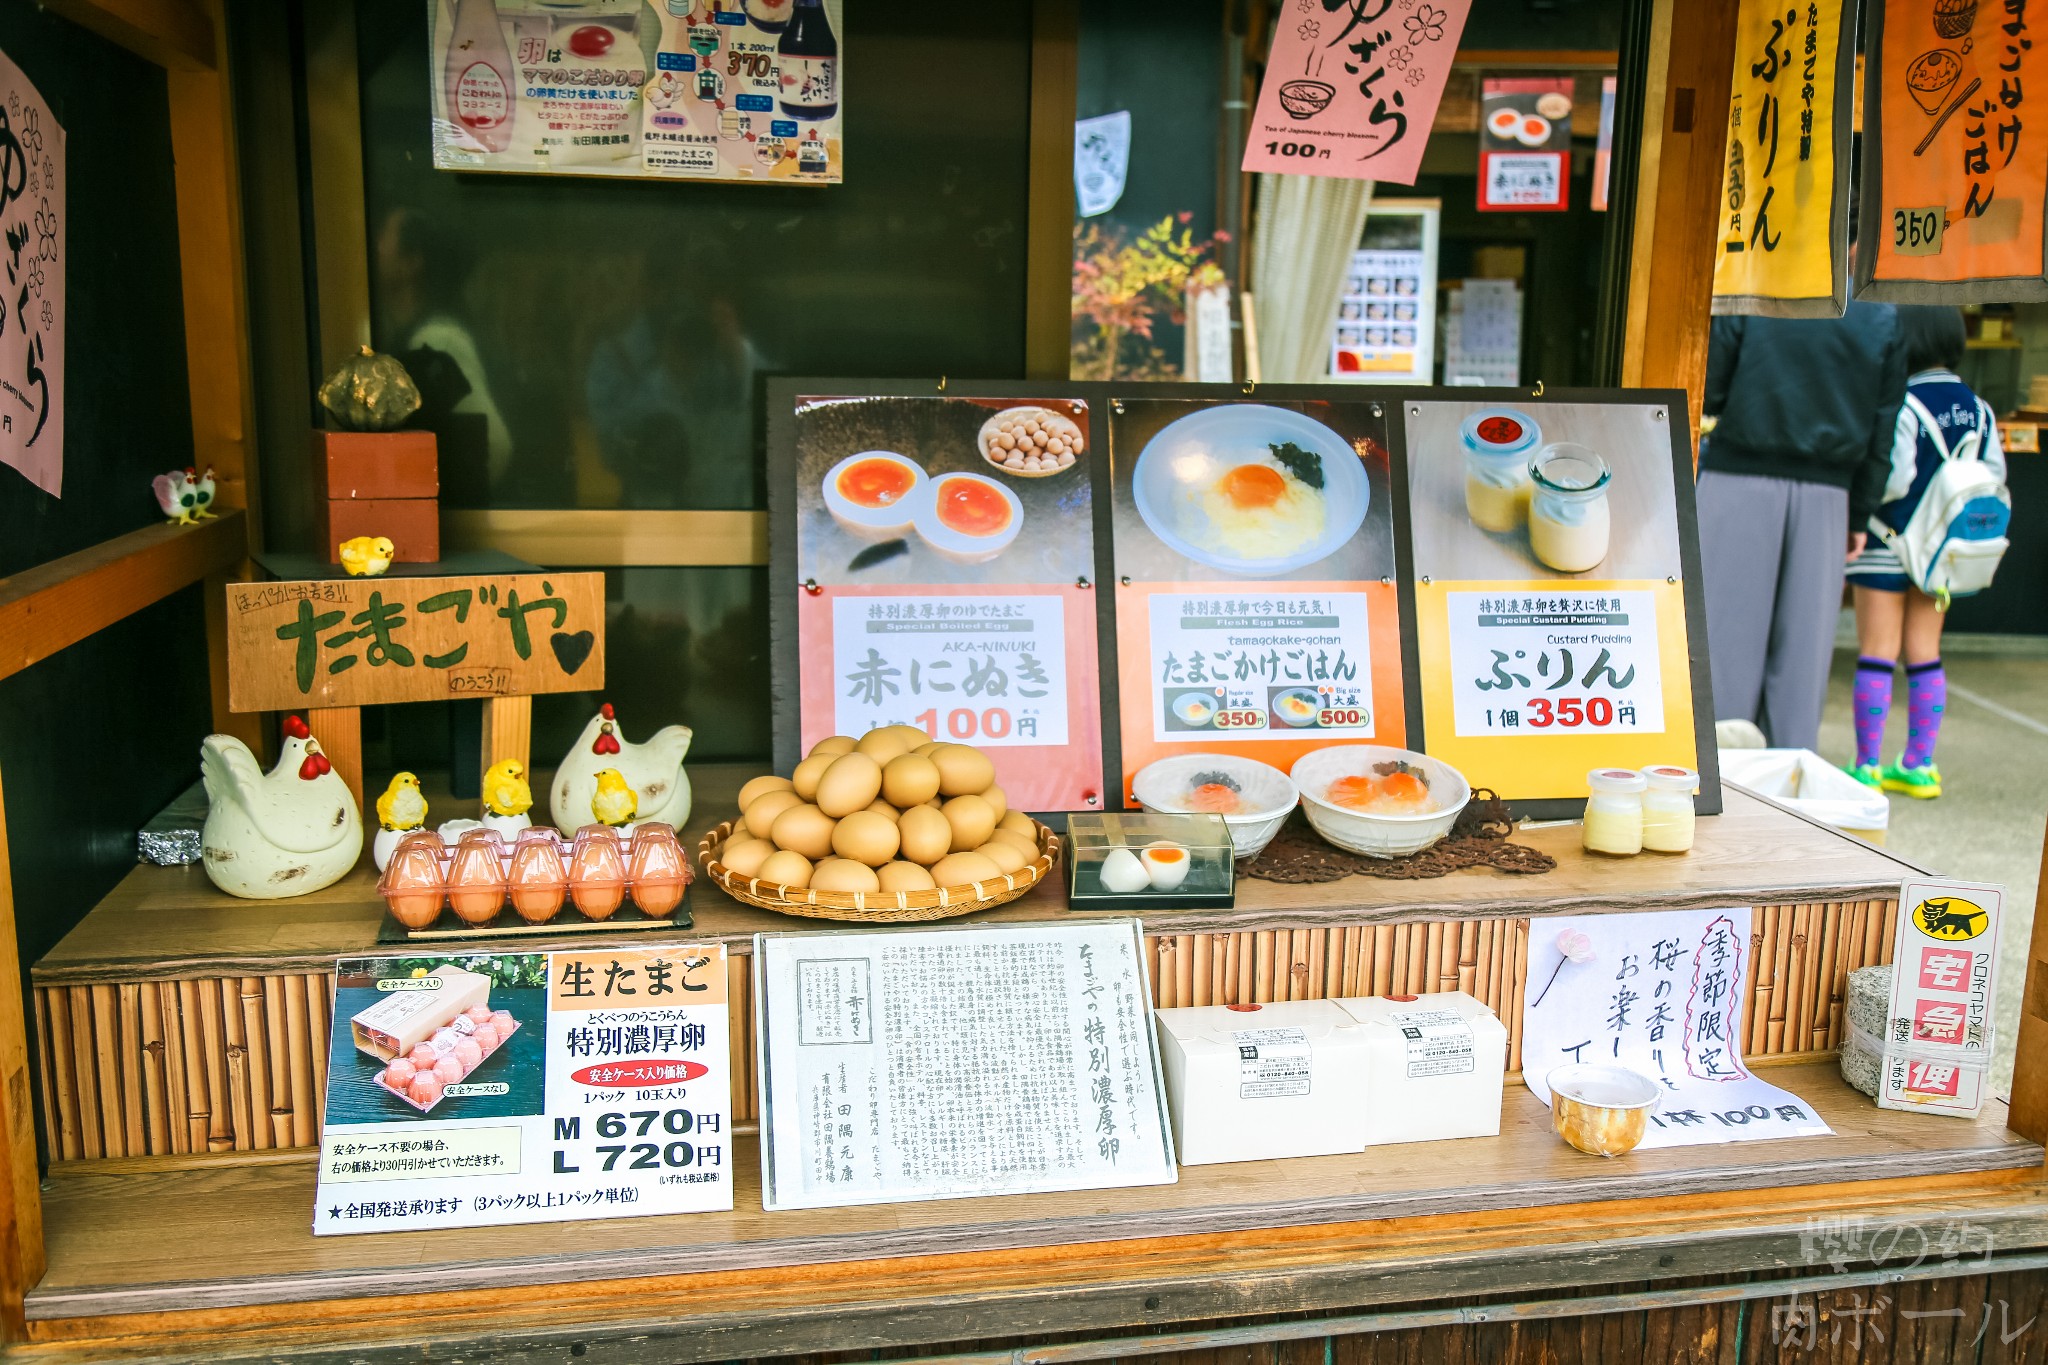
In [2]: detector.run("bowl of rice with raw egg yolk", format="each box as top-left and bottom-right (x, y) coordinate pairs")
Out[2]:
(1132, 753), (1298, 860)
(1290, 745), (1470, 859)
(1131, 404), (1368, 576)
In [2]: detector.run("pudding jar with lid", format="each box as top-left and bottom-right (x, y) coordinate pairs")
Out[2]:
(1460, 408), (1541, 532)
(1528, 444), (1612, 572)
(1583, 768), (1648, 856)
(1640, 765), (1699, 853)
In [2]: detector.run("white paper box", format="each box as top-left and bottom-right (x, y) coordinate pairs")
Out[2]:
(1153, 1000), (1372, 1166)
(1333, 992), (1508, 1146)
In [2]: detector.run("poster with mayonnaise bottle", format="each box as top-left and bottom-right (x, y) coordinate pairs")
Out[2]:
(1401, 395), (1716, 812)
(430, 0), (842, 184)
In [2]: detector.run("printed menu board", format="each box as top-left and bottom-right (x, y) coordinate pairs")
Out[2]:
(313, 945), (732, 1235)
(429, 0), (842, 185)
(1107, 399), (1406, 801)
(755, 921), (1175, 1210)
(785, 395), (1106, 811)
(1330, 201), (1439, 383)
(1404, 397), (1706, 806)
(1479, 77), (1575, 212)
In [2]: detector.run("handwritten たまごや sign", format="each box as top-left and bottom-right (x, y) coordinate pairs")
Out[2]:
(1241, 0), (1473, 185)
(226, 573), (606, 712)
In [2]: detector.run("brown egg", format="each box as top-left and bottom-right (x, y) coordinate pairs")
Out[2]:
(769, 803), (837, 860)
(930, 851), (1003, 887)
(720, 836), (776, 878)
(881, 752), (942, 808)
(912, 741), (947, 757)
(997, 810), (1038, 839)
(744, 788), (804, 840)
(757, 849), (814, 888)
(855, 727), (915, 764)
(738, 774), (795, 812)
(942, 794), (997, 852)
(831, 810), (900, 867)
(809, 735), (858, 758)
(988, 826), (1040, 857)
(932, 744), (996, 797)
(975, 838), (1029, 874)
(876, 860), (937, 893)
(897, 805), (953, 865)
(815, 752), (884, 818)
(980, 783), (1009, 823)
(811, 858), (882, 894)
(864, 798), (901, 819)
(790, 754), (835, 801)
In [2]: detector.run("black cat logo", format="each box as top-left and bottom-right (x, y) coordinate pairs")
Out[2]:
(1914, 896), (1988, 941)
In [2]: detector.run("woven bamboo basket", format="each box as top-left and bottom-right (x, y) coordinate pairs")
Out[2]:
(695, 818), (1061, 923)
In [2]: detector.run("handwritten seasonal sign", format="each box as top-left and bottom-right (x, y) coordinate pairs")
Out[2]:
(1241, 0), (1473, 185)
(227, 573), (606, 712)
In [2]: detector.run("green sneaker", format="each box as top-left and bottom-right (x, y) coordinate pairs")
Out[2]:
(1847, 762), (1884, 789)
(1880, 762), (1942, 799)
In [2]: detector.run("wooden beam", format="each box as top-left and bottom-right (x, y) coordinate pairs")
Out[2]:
(39, 0), (213, 71)
(301, 1), (372, 379)
(1024, 0), (1078, 381)
(305, 708), (364, 813)
(1455, 50), (1620, 70)
(0, 513), (246, 685)
(441, 509), (767, 567)
(481, 697), (533, 799)
(0, 768), (46, 1342)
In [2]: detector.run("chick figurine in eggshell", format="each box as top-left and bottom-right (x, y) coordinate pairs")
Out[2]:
(371, 771), (429, 872)
(481, 759), (534, 838)
(338, 535), (396, 578)
(590, 769), (638, 830)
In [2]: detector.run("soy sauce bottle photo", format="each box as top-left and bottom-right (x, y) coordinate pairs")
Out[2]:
(776, 0), (838, 121)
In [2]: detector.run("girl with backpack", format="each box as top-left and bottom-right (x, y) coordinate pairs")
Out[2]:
(1845, 306), (2012, 799)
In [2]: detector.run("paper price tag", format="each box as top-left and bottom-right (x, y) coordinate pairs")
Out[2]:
(1446, 589), (1665, 738)
(831, 594), (1069, 747)
(1147, 591), (1375, 743)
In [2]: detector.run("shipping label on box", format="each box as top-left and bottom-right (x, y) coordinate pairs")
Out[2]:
(1880, 879), (2004, 1117)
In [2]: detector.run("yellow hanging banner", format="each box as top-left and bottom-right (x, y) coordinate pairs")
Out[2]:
(1712, 0), (1858, 317)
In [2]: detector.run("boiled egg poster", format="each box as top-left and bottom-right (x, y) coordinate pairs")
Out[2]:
(1106, 399), (1406, 800)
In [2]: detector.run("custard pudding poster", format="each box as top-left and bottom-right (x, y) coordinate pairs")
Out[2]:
(790, 396), (1106, 812)
(1404, 398), (1704, 803)
(1107, 400), (1405, 799)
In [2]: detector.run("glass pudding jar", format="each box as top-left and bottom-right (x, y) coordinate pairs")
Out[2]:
(1640, 765), (1699, 853)
(1583, 768), (1648, 856)
(1529, 444), (1612, 573)
(1460, 408), (1541, 532)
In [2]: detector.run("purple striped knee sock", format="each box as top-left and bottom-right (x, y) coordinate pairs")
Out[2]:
(1853, 657), (1893, 769)
(1903, 660), (1945, 769)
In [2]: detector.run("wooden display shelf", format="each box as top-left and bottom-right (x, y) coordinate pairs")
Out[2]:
(24, 1062), (2040, 1325)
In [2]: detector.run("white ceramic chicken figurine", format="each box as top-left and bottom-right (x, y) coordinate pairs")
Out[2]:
(190, 466), (218, 519)
(200, 715), (364, 898)
(152, 469), (198, 524)
(550, 702), (692, 833)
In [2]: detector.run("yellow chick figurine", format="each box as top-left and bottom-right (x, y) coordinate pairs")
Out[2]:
(590, 768), (638, 829)
(481, 759), (534, 837)
(338, 535), (395, 578)
(371, 772), (428, 872)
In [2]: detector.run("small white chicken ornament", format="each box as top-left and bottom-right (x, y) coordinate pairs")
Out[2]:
(152, 466), (217, 524)
(550, 702), (692, 834)
(201, 715), (364, 898)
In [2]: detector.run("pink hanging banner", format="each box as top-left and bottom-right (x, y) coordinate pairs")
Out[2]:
(0, 45), (60, 497)
(1240, 0), (1472, 186)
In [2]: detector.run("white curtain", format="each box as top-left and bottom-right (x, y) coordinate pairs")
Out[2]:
(1250, 173), (1376, 383)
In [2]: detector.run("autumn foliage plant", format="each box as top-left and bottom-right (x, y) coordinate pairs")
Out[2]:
(1071, 213), (1230, 381)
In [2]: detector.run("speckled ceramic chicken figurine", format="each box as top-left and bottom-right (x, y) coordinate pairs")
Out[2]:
(201, 715), (364, 898)
(550, 702), (692, 834)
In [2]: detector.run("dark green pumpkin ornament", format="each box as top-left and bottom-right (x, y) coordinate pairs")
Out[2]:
(318, 346), (423, 432)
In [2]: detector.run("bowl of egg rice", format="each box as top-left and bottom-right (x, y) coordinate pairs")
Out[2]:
(1131, 404), (1369, 577)
(1290, 745), (1470, 859)
(1131, 754), (1298, 860)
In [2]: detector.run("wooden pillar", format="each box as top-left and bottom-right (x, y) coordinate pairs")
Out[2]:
(0, 768), (46, 1340)
(307, 707), (364, 812)
(1024, 0), (1078, 380)
(2005, 818), (2048, 1150)
(481, 696), (534, 797)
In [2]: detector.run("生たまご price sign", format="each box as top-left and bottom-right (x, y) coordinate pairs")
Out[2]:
(226, 573), (606, 712)
(314, 945), (731, 1235)
(1143, 591), (1377, 743)
(1879, 878), (2005, 1116)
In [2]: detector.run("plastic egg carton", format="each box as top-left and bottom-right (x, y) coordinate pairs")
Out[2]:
(377, 823), (690, 930)
(373, 1006), (523, 1113)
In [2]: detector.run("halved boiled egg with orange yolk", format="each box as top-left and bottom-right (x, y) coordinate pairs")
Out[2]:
(1140, 842), (1190, 891)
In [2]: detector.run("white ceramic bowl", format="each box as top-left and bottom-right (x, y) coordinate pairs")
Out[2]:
(822, 450), (926, 538)
(1289, 745), (1471, 859)
(1131, 754), (1299, 860)
(912, 471), (1023, 563)
(1130, 404), (1369, 577)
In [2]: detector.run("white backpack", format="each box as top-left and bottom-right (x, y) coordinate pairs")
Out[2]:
(1874, 392), (2011, 608)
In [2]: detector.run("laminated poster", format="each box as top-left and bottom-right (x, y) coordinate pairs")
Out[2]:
(429, 0), (842, 185)
(1712, 0), (1856, 317)
(1107, 399), (1406, 800)
(314, 946), (732, 1235)
(1879, 878), (2005, 1115)
(790, 395), (1106, 811)
(0, 45), (60, 496)
(1405, 397), (1706, 805)
(1522, 909), (1835, 1150)
(1240, 0), (1472, 185)
(755, 921), (1176, 1210)
(1479, 76), (1574, 212)
(1329, 200), (1439, 383)
(1857, 0), (2048, 302)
